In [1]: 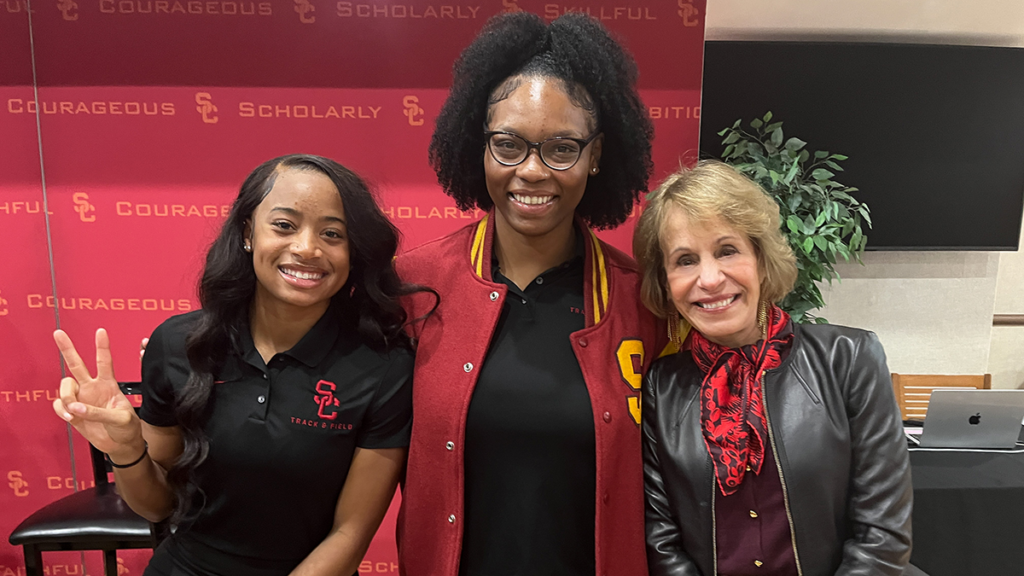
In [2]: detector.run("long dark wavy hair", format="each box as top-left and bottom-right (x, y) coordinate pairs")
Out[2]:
(429, 11), (654, 229)
(167, 154), (434, 525)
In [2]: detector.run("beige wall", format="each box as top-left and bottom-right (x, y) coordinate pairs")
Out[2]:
(705, 0), (1024, 385)
(818, 253), (1000, 375)
(706, 0), (1024, 46)
(990, 222), (1024, 388)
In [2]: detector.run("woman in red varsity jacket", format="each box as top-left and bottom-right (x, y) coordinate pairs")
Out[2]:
(394, 12), (670, 576)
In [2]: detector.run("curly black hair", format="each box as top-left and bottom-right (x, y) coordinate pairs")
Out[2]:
(429, 11), (654, 229)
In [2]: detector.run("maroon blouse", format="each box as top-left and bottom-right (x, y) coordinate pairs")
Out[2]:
(714, 436), (798, 575)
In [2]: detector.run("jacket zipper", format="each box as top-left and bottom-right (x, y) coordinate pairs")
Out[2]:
(711, 470), (718, 576)
(760, 370), (804, 576)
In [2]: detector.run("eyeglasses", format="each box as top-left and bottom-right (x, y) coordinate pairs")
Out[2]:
(484, 130), (600, 171)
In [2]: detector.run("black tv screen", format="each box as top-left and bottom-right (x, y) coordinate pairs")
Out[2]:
(699, 41), (1024, 250)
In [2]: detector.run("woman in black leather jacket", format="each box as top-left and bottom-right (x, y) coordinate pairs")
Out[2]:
(632, 160), (912, 576)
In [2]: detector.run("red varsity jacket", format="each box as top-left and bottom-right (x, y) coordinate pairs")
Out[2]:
(394, 214), (668, 576)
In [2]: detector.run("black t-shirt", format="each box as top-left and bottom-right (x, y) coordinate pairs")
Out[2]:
(139, 306), (413, 576)
(459, 242), (597, 576)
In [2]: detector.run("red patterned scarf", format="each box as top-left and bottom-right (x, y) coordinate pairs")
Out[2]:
(690, 304), (793, 496)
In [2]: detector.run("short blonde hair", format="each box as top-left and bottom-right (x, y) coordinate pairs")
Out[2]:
(633, 160), (797, 318)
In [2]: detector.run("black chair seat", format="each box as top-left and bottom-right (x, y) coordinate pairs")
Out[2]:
(9, 484), (154, 548)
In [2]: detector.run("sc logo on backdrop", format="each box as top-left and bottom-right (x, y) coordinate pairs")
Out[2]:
(196, 92), (219, 124)
(73, 192), (96, 222)
(294, 0), (315, 23)
(403, 96), (424, 126)
(58, 0), (79, 21)
(678, 0), (699, 26)
(8, 471), (29, 497)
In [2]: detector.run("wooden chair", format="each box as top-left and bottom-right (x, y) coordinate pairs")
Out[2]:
(891, 373), (992, 421)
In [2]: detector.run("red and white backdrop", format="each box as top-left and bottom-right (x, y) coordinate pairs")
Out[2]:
(0, 1), (705, 573)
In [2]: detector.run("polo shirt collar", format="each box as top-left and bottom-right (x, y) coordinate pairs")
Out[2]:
(469, 211), (610, 328)
(239, 301), (342, 368)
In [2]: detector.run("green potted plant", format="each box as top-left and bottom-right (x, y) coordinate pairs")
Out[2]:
(717, 112), (871, 323)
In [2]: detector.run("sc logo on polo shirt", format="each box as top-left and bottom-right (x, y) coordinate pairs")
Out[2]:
(314, 380), (340, 420)
(291, 380), (353, 430)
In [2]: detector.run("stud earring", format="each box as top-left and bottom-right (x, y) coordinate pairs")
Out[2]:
(591, 167), (599, 174)
(243, 242), (252, 252)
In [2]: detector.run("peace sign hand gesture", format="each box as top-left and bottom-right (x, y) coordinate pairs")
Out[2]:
(53, 329), (145, 463)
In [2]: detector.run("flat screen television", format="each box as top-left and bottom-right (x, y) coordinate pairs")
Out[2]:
(699, 41), (1024, 250)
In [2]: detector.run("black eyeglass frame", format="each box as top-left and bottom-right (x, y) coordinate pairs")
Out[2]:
(483, 130), (601, 171)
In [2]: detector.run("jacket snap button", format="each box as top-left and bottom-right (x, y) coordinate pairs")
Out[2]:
(579, 338), (588, 348)
(257, 395), (266, 404)
(463, 362), (473, 373)
(489, 291), (499, 301)
(448, 514), (456, 523)
(602, 411), (611, 423)
(446, 441), (454, 451)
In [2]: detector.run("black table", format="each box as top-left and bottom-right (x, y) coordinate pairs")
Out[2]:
(910, 449), (1024, 576)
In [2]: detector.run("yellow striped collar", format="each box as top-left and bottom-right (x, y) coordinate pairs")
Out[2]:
(469, 214), (609, 327)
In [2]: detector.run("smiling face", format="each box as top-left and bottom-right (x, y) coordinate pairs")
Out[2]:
(246, 167), (350, 316)
(661, 205), (763, 349)
(484, 76), (602, 241)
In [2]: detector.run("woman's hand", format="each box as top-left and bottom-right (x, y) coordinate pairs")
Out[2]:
(53, 328), (145, 463)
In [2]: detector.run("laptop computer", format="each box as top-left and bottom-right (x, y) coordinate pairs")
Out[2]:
(913, 389), (1024, 449)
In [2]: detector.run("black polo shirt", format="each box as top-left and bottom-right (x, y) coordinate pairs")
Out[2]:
(139, 305), (413, 576)
(459, 234), (597, 576)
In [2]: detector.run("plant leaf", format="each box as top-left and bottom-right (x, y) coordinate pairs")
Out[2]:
(787, 194), (802, 212)
(770, 128), (784, 147)
(858, 205), (873, 227)
(763, 111), (773, 123)
(784, 160), (800, 184)
(784, 137), (807, 151)
(803, 237), (814, 254)
(814, 150), (829, 159)
(787, 215), (801, 234)
(812, 168), (835, 181)
(803, 216), (816, 234)
(751, 118), (763, 129)
(723, 131), (740, 145)
(831, 154), (848, 161)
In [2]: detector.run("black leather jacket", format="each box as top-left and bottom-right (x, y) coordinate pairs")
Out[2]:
(643, 324), (912, 576)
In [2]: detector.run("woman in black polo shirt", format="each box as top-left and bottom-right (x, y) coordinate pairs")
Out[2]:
(51, 154), (427, 576)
